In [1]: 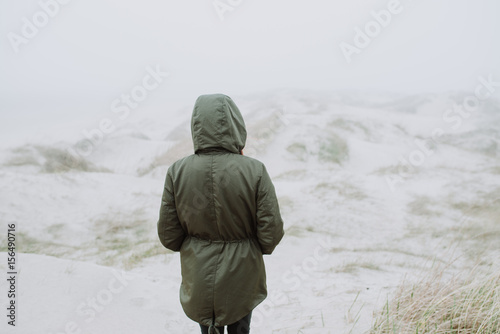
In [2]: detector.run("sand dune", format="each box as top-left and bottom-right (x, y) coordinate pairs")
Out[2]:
(1, 90), (499, 333)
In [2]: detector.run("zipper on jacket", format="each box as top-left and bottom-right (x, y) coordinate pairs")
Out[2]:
(210, 248), (222, 333)
(210, 155), (222, 239)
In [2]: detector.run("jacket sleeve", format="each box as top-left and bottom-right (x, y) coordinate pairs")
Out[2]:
(157, 169), (186, 251)
(256, 164), (284, 255)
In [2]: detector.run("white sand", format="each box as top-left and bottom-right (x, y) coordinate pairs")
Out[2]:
(1, 90), (499, 334)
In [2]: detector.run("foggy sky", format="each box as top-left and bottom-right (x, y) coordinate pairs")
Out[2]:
(1, 0), (499, 117)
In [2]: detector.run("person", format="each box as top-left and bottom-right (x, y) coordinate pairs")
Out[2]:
(157, 94), (284, 334)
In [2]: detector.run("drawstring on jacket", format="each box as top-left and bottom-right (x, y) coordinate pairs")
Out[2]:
(208, 324), (220, 334)
(208, 312), (220, 334)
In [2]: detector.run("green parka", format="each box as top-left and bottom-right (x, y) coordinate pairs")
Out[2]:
(157, 94), (284, 329)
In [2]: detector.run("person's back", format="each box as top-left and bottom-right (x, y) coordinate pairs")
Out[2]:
(158, 94), (284, 333)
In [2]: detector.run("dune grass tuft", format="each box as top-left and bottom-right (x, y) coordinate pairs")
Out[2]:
(371, 266), (500, 334)
(318, 133), (349, 164)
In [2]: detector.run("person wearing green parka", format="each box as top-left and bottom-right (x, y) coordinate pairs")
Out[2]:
(157, 94), (284, 334)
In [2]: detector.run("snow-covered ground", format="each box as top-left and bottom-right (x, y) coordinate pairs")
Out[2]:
(1, 90), (499, 334)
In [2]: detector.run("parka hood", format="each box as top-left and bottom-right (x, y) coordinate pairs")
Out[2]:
(191, 94), (247, 154)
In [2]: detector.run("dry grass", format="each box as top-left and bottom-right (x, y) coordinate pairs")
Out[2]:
(3, 144), (109, 173)
(286, 142), (308, 161)
(315, 180), (367, 201)
(407, 196), (443, 217)
(371, 266), (500, 334)
(439, 129), (500, 157)
(329, 118), (373, 141)
(245, 107), (288, 156)
(318, 132), (349, 164)
(275, 169), (308, 180)
(137, 140), (191, 176)
(335, 261), (382, 274)
(15, 209), (169, 269)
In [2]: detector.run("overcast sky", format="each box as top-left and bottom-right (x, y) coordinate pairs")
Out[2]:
(1, 0), (499, 120)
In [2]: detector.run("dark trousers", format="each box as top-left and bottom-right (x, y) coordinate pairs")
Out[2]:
(200, 312), (252, 334)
